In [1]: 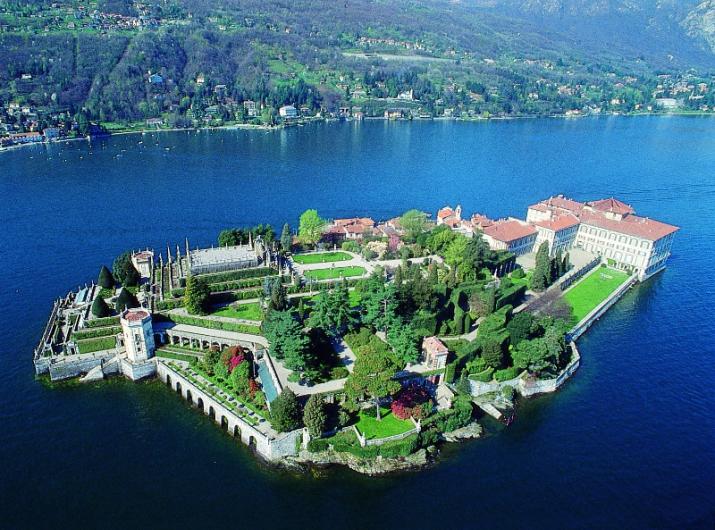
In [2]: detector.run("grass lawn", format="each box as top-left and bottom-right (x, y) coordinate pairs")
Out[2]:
(355, 407), (415, 440)
(305, 266), (366, 280)
(564, 267), (630, 324)
(213, 302), (263, 321)
(292, 251), (353, 264)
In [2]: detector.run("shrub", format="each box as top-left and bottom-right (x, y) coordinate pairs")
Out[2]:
(391, 383), (432, 420)
(496, 285), (527, 310)
(329, 366), (349, 380)
(470, 367), (494, 382)
(197, 267), (275, 284)
(73, 326), (121, 340)
(494, 366), (522, 382)
(512, 268), (525, 279)
(91, 296), (112, 318)
(85, 316), (120, 328)
(115, 288), (139, 312)
(307, 438), (330, 453)
(270, 389), (303, 432)
(502, 385), (515, 400)
(98, 266), (115, 289)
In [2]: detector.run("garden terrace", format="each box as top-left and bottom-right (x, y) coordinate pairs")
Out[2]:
(304, 266), (367, 280)
(211, 302), (263, 322)
(355, 408), (415, 440)
(76, 335), (116, 354)
(563, 267), (631, 324)
(292, 251), (353, 264)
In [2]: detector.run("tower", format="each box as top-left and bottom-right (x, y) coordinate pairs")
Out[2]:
(120, 308), (155, 363)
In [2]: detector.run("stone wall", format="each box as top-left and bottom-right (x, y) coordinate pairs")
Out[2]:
(48, 353), (115, 381)
(156, 361), (300, 461)
(120, 358), (157, 381)
(569, 274), (637, 340)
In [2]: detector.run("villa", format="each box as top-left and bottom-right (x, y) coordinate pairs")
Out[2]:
(482, 219), (538, 256)
(526, 196), (679, 280)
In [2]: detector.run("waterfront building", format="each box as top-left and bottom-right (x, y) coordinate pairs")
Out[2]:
(482, 219), (538, 256)
(279, 105), (298, 119)
(437, 205), (462, 228)
(120, 308), (155, 363)
(324, 217), (376, 242)
(188, 244), (259, 275)
(526, 196), (679, 279)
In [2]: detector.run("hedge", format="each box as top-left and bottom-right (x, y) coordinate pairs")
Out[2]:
(73, 326), (121, 341)
(156, 299), (185, 311)
(496, 285), (527, 310)
(469, 367), (494, 382)
(166, 313), (262, 335)
(310, 431), (419, 458)
(85, 316), (120, 328)
(197, 267), (275, 283)
(76, 336), (116, 354)
(494, 366), (523, 382)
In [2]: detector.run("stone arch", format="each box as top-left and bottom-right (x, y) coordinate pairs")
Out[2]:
(176, 381), (182, 394)
(221, 416), (229, 431)
(197, 397), (204, 411)
(209, 406), (215, 421)
(186, 389), (193, 405)
(166, 374), (172, 386)
(248, 436), (257, 450)
(233, 425), (241, 439)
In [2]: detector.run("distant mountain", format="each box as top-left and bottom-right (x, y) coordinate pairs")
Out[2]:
(468, 0), (715, 68)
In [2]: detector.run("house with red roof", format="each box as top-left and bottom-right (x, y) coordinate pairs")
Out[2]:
(323, 217), (376, 243)
(422, 336), (449, 370)
(437, 205), (462, 228)
(482, 218), (538, 256)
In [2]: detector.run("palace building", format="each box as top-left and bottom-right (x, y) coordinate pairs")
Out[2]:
(526, 196), (679, 280)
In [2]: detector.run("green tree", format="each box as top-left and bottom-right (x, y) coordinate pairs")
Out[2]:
(115, 288), (139, 312)
(307, 288), (333, 332)
(263, 310), (311, 370)
(511, 337), (554, 374)
(298, 209), (326, 247)
(270, 388), (302, 432)
(98, 265), (115, 289)
(268, 277), (288, 311)
(387, 320), (419, 365)
(506, 311), (534, 346)
(184, 275), (211, 315)
(113, 251), (139, 286)
(229, 360), (251, 396)
(531, 241), (551, 291)
(329, 279), (357, 336)
(443, 234), (469, 270)
(344, 345), (400, 420)
(303, 394), (327, 437)
(280, 223), (292, 253)
(481, 335), (506, 369)
(91, 296), (112, 318)
(399, 209), (428, 242)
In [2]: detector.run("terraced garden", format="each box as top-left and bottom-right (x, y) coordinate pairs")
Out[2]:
(564, 267), (631, 324)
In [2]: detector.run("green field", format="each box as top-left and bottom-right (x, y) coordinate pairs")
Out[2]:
(212, 302), (263, 321)
(564, 267), (630, 324)
(305, 266), (366, 280)
(292, 251), (353, 264)
(355, 408), (415, 440)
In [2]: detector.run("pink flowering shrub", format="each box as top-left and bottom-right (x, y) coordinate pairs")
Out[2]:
(391, 384), (432, 420)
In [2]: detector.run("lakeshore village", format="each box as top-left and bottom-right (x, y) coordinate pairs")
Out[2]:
(34, 195), (678, 474)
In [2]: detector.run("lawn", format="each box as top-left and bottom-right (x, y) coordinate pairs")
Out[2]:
(305, 266), (366, 280)
(564, 267), (630, 324)
(213, 302), (263, 321)
(292, 251), (353, 265)
(355, 407), (415, 440)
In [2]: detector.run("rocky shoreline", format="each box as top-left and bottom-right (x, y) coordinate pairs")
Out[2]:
(282, 421), (483, 476)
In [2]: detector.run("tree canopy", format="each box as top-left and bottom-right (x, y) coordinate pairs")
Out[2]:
(270, 388), (302, 433)
(91, 295), (112, 318)
(298, 209), (326, 247)
(303, 394), (327, 438)
(98, 265), (115, 289)
(184, 275), (211, 315)
(263, 310), (311, 370)
(115, 288), (139, 312)
(112, 251), (140, 287)
(344, 344), (400, 419)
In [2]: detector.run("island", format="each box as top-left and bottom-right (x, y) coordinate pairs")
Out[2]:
(33, 195), (678, 474)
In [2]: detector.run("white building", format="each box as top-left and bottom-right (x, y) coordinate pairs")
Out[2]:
(120, 309), (155, 363)
(279, 105), (298, 119)
(131, 250), (154, 279)
(526, 196), (679, 280)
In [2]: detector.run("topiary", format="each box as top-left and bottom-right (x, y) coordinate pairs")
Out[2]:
(91, 296), (112, 318)
(98, 265), (115, 289)
(115, 288), (139, 312)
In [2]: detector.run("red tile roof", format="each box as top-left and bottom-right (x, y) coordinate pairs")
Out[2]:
(581, 211), (678, 241)
(483, 220), (537, 243)
(529, 195), (585, 214)
(422, 336), (448, 356)
(334, 217), (375, 227)
(437, 207), (455, 220)
(123, 309), (149, 322)
(532, 214), (580, 232)
(587, 197), (634, 215)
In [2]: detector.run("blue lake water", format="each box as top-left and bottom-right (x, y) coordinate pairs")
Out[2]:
(1, 117), (714, 529)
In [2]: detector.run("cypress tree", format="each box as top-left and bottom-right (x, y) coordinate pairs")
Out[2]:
(452, 305), (465, 335)
(562, 252), (570, 276)
(280, 223), (292, 253)
(184, 275), (211, 315)
(303, 394), (327, 438)
(531, 241), (551, 291)
(98, 265), (115, 289)
(123, 263), (141, 287)
(92, 296), (112, 318)
(115, 288), (139, 312)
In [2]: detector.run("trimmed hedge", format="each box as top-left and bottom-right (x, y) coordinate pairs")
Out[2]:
(73, 326), (121, 341)
(197, 267), (275, 283)
(494, 366), (522, 382)
(85, 316), (120, 328)
(157, 299), (185, 311)
(496, 284), (527, 310)
(76, 336), (116, 354)
(470, 367), (494, 382)
(166, 313), (262, 335)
